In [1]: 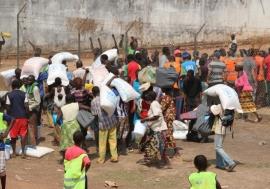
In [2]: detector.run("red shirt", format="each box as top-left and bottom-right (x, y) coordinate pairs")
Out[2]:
(127, 61), (140, 81)
(264, 55), (270, 81)
(65, 145), (91, 168)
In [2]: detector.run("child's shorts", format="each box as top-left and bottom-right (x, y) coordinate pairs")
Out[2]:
(0, 150), (6, 176)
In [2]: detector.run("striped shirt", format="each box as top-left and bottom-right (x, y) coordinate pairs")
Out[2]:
(208, 61), (227, 84)
(91, 96), (118, 130)
(72, 89), (89, 106)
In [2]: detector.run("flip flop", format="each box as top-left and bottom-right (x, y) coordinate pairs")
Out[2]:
(160, 165), (173, 169)
(104, 181), (118, 188)
(136, 159), (149, 164)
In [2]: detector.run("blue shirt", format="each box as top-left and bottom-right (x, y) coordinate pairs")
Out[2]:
(132, 80), (142, 102)
(181, 60), (196, 75)
(37, 72), (48, 98)
(0, 114), (12, 149)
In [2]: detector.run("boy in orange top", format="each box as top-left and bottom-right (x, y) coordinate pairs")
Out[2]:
(253, 49), (265, 107)
(165, 51), (181, 96)
(224, 50), (242, 88)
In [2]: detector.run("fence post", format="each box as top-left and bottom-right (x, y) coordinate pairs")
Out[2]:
(78, 31), (81, 59)
(17, 3), (26, 68)
(194, 23), (205, 54)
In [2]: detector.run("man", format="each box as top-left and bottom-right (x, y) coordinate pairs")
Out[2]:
(73, 60), (86, 80)
(264, 47), (270, 103)
(11, 68), (23, 87)
(224, 50), (242, 88)
(127, 54), (140, 82)
(181, 52), (197, 75)
(241, 49), (257, 91)
(165, 55), (181, 97)
(0, 36), (5, 65)
(253, 49), (265, 107)
(183, 70), (202, 112)
(183, 70), (202, 137)
(29, 41), (41, 57)
(229, 34), (237, 49)
(27, 75), (41, 142)
(210, 104), (236, 172)
(91, 86), (118, 163)
(106, 75), (130, 155)
(64, 131), (91, 189)
(100, 54), (108, 65)
(207, 51), (227, 106)
(119, 35), (138, 56)
(159, 47), (170, 67)
(89, 37), (102, 61)
(6, 80), (29, 159)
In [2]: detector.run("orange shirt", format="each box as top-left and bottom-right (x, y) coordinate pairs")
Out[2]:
(164, 61), (180, 88)
(225, 57), (242, 82)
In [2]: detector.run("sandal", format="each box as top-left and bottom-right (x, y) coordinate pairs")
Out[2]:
(104, 181), (118, 188)
(160, 165), (173, 169)
(136, 159), (149, 164)
(51, 141), (59, 146)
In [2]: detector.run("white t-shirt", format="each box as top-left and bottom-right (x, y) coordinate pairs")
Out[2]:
(147, 101), (167, 132)
(73, 68), (86, 80)
(61, 103), (79, 123)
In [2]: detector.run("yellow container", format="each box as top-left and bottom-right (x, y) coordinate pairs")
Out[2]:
(1, 32), (11, 38)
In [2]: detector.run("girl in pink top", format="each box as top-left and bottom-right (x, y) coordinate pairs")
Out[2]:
(235, 62), (262, 122)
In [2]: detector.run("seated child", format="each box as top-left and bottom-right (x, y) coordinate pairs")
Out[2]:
(189, 155), (221, 189)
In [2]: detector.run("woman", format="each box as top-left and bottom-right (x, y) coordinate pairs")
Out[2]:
(57, 94), (90, 164)
(161, 88), (180, 157)
(197, 58), (208, 105)
(234, 62), (262, 122)
(138, 91), (172, 169)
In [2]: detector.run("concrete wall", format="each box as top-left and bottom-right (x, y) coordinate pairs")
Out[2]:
(1, 0), (270, 52)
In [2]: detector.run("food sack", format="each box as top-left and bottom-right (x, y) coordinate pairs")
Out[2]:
(100, 84), (117, 116)
(138, 66), (156, 85)
(21, 57), (49, 79)
(203, 84), (243, 113)
(156, 66), (178, 88)
(92, 49), (118, 68)
(0, 69), (15, 87)
(173, 120), (188, 131)
(14, 146), (54, 158)
(111, 78), (140, 102)
(47, 64), (69, 86)
(173, 130), (188, 140)
(89, 65), (109, 87)
(51, 52), (79, 64)
(102, 72), (115, 85)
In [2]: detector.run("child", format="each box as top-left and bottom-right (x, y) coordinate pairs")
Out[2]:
(0, 111), (15, 189)
(64, 131), (91, 189)
(189, 155), (221, 189)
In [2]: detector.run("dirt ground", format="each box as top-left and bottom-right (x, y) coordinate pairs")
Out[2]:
(1, 59), (270, 189)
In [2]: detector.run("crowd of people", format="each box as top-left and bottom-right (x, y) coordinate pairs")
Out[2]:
(0, 33), (268, 188)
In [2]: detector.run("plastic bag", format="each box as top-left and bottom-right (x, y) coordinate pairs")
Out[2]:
(47, 64), (69, 86)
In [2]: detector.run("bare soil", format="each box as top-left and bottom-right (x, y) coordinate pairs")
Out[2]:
(0, 60), (270, 189)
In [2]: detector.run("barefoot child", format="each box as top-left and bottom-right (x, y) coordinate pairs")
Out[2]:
(0, 111), (15, 189)
(64, 131), (91, 189)
(189, 155), (221, 189)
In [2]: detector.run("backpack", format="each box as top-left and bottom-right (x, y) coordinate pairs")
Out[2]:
(219, 109), (234, 127)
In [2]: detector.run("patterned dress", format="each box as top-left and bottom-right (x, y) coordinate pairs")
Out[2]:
(161, 95), (177, 149)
